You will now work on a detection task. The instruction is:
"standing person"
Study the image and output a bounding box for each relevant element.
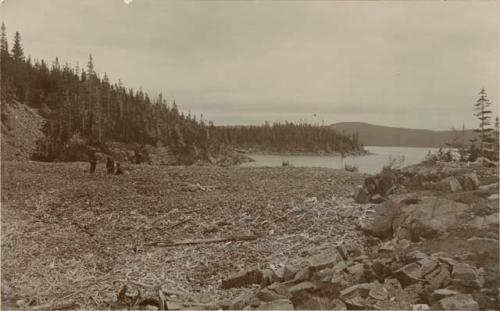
[89,150,97,173]
[106,156,115,174]
[115,162,123,175]
[134,150,143,164]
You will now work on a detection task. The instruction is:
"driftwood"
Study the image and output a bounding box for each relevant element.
[145,235,260,247]
[165,217,191,230]
[31,300,77,310]
[158,289,167,310]
[71,221,94,237]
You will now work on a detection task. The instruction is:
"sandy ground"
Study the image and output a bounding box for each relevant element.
[1,161,369,309]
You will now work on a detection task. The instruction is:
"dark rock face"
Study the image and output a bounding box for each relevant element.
[391,197,469,242]
[395,263,423,288]
[434,176,463,193]
[430,294,479,311]
[221,267,263,289]
[360,200,400,240]
[354,186,370,204]
[257,299,294,310]
[459,172,480,191]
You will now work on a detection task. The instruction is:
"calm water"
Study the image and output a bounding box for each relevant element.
[241,146,439,174]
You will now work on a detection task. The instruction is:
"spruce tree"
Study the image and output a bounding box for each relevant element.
[86,54,95,141]
[0,22,10,100]
[473,88,494,156]
[11,31,24,62]
[493,116,499,160]
[0,22,8,55]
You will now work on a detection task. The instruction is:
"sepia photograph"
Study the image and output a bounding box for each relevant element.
[0,0,499,310]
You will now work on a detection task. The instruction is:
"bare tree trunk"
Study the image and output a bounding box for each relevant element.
[96,86,102,143]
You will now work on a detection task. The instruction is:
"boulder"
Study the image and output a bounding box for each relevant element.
[451,263,484,288]
[283,264,300,281]
[292,296,334,310]
[332,261,348,274]
[368,282,389,301]
[423,265,451,293]
[256,288,287,302]
[257,299,294,310]
[383,278,403,297]
[393,197,469,242]
[330,272,348,289]
[470,213,499,230]
[472,157,497,167]
[360,200,400,239]
[336,244,348,261]
[478,182,499,192]
[429,289,460,305]
[371,259,391,280]
[267,282,294,298]
[435,176,462,193]
[370,194,386,204]
[412,304,430,311]
[308,251,340,272]
[340,284,362,299]
[430,294,479,311]
[331,299,348,310]
[346,263,365,283]
[231,290,256,309]
[316,267,334,282]
[460,172,479,191]
[488,193,499,200]
[293,266,312,283]
[343,296,366,310]
[354,186,370,204]
[466,237,499,260]
[451,263,477,281]
[274,266,285,281]
[221,267,263,289]
[339,284,369,309]
[394,263,422,288]
[288,281,317,297]
[418,258,440,277]
[260,269,277,287]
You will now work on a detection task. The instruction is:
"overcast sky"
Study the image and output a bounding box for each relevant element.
[1,0,498,130]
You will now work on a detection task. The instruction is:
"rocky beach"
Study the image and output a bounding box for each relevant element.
[1,157,498,310]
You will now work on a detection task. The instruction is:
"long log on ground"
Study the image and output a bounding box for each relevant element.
[165,217,191,230]
[145,235,260,247]
[31,300,77,310]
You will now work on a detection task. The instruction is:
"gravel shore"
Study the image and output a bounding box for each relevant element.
[1,161,367,309]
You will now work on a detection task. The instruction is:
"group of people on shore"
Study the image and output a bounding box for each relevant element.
[88,152,123,175]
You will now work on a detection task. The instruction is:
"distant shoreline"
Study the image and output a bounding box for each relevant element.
[244,149,372,157]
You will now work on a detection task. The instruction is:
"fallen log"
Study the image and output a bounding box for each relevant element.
[145,235,260,247]
[31,299,77,310]
[165,217,191,230]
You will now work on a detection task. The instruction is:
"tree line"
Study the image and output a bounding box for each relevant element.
[0,23,362,162]
[211,122,361,154]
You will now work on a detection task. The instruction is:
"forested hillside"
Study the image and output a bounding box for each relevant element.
[0,23,362,163]
[214,123,362,154]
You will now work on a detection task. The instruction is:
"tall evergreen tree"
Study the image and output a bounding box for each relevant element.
[473,88,494,156]
[86,54,95,141]
[493,116,499,160]
[0,21,10,100]
[0,22,8,54]
[11,31,24,62]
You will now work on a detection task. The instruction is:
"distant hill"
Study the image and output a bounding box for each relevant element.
[330,122,477,148]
